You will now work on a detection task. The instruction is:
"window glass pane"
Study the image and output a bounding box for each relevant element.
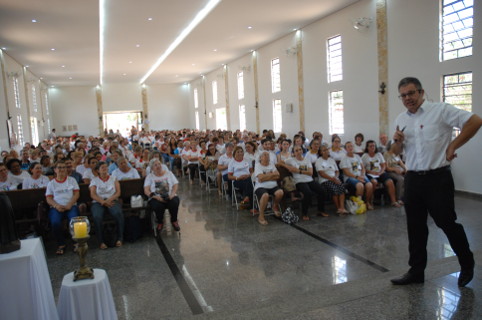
[239,105,246,131]
[237,72,244,100]
[194,88,199,109]
[212,81,218,105]
[441,0,473,61]
[327,35,343,83]
[271,58,281,93]
[272,99,282,132]
[329,91,344,135]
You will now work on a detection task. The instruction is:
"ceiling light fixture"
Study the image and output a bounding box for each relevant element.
[128,61,133,64]
[247,26,253,29]
[61,65,65,68]
[32,19,37,23]
[147,17,153,21]
[136,44,140,48]
[99,0,106,85]
[139,0,221,84]
[50,48,56,51]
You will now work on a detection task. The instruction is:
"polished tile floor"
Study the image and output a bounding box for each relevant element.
[45,179,482,320]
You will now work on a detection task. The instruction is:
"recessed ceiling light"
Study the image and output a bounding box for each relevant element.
[213,49,217,52]
[136,44,140,48]
[128,61,133,64]
[175,75,179,77]
[147,17,153,21]
[61,65,65,68]
[68,77,73,80]
[247,26,253,29]
[32,19,37,23]
[122,73,127,76]
[51,48,56,51]
[192,63,196,66]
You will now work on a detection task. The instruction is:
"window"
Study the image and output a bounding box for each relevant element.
[30,117,39,146]
[212,80,218,105]
[194,88,199,109]
[237,71,244,100]
[327,35,343,82]
[329,91,344,135]
[443,72,472,112]
[239,105,246,131]
[31,85,38,113]
[195,111,200,131]
[272,99,282,132]
[13,77,21,109]
[271,58,281,93]
[215,108,227,130]
[44,92,49,115]
[441,0,473,61]
[17,114,24,146]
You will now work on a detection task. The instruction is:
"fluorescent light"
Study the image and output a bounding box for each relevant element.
[139,0,221,84]
[99,0,106,85]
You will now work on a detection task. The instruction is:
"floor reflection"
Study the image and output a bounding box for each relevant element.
[436,286,474,320]
[332,255,348,284]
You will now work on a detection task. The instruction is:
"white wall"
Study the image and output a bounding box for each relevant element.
[387,0,482,194]
[49,86,99,136]
[146,83,190,130]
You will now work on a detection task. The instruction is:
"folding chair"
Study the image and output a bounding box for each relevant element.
[252,180,279,217]
[231,180,242,209]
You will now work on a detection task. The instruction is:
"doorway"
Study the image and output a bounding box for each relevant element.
[103,111,143,137]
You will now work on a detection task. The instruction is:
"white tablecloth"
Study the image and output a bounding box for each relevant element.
[0,238,59,320]
[57,268,118,320]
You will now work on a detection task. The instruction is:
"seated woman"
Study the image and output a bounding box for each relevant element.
[329,134,346,165]
[340,141,374,210]
[228,146,254,210]
[182,140,201,184]
[217,142,234,196]
[243,141,258,167]
[23,163,50,189]
[383,140,406,205]
[316,145,348,215]
[199,143,219,183]
[276,139,292,164]
[0,163,18,191]
[353,133,365,156]
[89,161,124,249]
[144,159,180,232]
[82,156,99,184]
[112,157,141,180]
[254,151,284,225]
[6,158,31,187]
[305,139,321,178]
[45,160,80,255]
[285,145,327,220]
[361,140,401,207]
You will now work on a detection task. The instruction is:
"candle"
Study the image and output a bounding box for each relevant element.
[73,222,88,238]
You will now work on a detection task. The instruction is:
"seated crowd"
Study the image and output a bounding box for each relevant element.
[0,126,405,252]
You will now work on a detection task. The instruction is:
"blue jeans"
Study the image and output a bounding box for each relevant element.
[91,201,124,244]
[49,205,79,246]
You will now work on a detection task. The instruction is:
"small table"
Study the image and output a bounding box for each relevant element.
[0,238,59,320]
[57,268,118,320]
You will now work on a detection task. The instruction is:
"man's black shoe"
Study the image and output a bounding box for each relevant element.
[458,269,474,287]
[391,273,424,285]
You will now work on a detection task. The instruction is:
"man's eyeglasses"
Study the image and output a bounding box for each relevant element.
[398,90,421,100]
[56,166,67,169]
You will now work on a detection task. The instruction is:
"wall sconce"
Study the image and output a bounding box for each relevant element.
[6,72,19,79]
[285,46,298,56]
[379,82,386,95]
[353,17,372,31]
[240,65,251,72]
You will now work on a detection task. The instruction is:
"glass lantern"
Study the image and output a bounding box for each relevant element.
[69,216,91,239]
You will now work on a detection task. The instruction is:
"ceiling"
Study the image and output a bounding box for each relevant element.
[0,0,360,87]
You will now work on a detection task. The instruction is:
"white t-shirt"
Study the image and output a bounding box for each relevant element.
[304,151,319,166]
[254,163,278,191]
[22,175,50,189]
[0,177,18,191]
[227,159,252,178]
[361,153,385,176]
[353,143,364,154]
[82,168,95,181]
[340,154,363,182]
[112,167,140,180]
[8,171,31,186]
[89,175,117,202]
[76,164,87,176]
[255,151,277,166]
[218,154,233,175]
[144,171,178,195]
[285,157,313,184]
[45,176,79,206]
[186,149,201,164]
[329,148,346,162]
[315,157,338,184]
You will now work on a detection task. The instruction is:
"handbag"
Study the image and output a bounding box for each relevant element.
[281,206,299,225]
[130,195,143,208]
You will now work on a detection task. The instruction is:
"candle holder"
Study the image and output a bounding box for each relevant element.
[69,216,94,281]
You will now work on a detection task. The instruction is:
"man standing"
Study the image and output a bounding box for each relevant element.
[391,77,482,287]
